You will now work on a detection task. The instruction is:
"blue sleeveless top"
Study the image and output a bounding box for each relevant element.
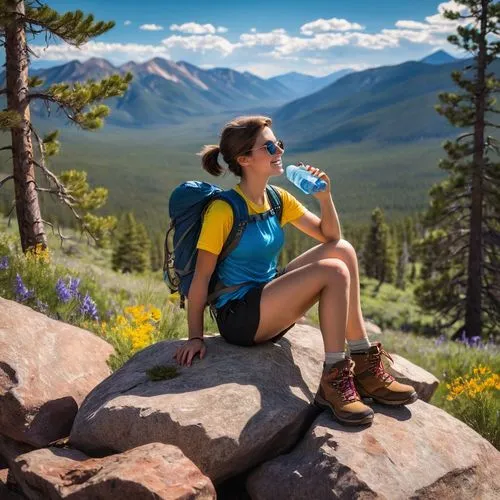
[214,207,284,309]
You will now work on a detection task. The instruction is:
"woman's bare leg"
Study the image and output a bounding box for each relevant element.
[284,239,367,341]
[254,258,350,352]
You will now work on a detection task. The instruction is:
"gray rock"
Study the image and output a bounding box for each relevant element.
[70,324,323,483]
[247,400,500,499]
[386,353,439,402]
[11,443,215,499]
[0,297,114,447]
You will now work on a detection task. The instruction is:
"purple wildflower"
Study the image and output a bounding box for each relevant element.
[0,256,8,270]
[14,274,34,302]
[80,292,99,321]
[68,277,81,298]
[434,334,447,347]
[55,278,72,303]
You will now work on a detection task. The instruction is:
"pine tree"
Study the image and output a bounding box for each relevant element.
[363,208,393,287]
[414,0,499,339]
[112,213,149,274]
[150,231,164,272]
[0,1,132,252]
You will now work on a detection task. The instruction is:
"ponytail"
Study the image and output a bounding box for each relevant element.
[198,145,225,176]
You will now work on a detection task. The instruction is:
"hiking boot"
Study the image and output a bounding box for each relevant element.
[314,358,374,426]
[351,342,418,406]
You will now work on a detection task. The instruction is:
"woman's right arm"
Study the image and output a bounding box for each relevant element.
[174,249,218,367]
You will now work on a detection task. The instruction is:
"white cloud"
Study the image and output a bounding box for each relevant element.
[250,27,257,33]
[392,1,471,44]
[161,34,237,56]
[124,20,131,26]
[241,29,394,57]
[300,17,365,36]
[31,41,170,63]
[169,22,227,35]
[140,24,164,31]
[303,57,327,65]
[239,29,289,48]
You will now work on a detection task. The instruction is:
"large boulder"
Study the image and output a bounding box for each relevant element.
[386,353,439,402]
[0,297,114,447]
[246,400,500,499]
[10,443,215,499]
[70,324,324,484]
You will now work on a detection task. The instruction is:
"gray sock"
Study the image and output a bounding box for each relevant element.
[347,337,372,354]
[324,351,346,371]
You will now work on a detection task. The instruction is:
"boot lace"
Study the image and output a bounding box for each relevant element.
[330,365,359,402]
[369,346,395,383]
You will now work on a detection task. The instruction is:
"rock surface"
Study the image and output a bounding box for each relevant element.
[70,324,324,483]
[386,353,439,402]
[0,297,114,447]
[246,399,500,499]
[11,443,215,499]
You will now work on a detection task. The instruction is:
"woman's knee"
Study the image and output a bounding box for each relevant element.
[315,258,350,284]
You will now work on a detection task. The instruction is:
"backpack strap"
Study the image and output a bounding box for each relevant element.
[267,184,283,224]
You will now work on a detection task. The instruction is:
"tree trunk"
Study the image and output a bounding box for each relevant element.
[5,0,46,252]
[464,0,488,338]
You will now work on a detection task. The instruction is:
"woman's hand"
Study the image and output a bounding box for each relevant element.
[299,162,331,201]
[173,338,207,367]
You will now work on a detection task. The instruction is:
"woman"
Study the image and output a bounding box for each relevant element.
[174,115,417,426]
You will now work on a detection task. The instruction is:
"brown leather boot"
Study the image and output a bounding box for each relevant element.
[351,342,418,405]
[314,358,374,425]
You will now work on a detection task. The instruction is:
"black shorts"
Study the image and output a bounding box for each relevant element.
[214,277,295,347]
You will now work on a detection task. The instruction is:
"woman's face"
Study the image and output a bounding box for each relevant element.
[239,126,284,178]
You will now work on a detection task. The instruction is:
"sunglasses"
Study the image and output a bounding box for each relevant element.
[247,139,285,156]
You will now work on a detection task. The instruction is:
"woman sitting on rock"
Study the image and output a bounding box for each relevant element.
[174,115,417,426]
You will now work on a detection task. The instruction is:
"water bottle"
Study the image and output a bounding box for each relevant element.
[285,164,327,194]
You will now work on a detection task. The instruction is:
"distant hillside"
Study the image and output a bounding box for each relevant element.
[273,57,500,151]
[269,69,354,98]
[1,57,295,127]
[420,50,458,65]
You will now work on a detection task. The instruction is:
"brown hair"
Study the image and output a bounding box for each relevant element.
[198,115,272,177]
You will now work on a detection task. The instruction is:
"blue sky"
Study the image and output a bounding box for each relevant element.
[28,0,473,77]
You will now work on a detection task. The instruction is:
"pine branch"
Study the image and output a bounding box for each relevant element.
[439,308,463,330]
[30,126,97,243]
[28,73,132,130]
[0,174,13,188]
[22,6,114,47]
[40,218,72,246]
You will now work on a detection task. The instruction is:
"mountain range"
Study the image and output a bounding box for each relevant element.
[2,49,490,150]
[273,53,499,149]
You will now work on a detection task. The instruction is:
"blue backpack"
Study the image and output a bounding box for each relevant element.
[164,181,283,309]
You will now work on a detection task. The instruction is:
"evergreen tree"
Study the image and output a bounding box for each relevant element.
[150,231,164,272]
[0,1,132,252]
[363,208,393,286]
[396,239,410,290]
[135,221,151,272]
[112,213,149,274]
[414,0,499,339]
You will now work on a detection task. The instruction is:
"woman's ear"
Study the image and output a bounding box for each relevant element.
[236,154,250,168]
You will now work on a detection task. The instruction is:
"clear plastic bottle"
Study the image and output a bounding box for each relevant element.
[285,164,327,194]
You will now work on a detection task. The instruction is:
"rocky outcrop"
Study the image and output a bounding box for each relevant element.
[70,324,323,484]
[10,443,215,499]
[386,353,439,402]
[0,298,114,447]
[246,400,500,499]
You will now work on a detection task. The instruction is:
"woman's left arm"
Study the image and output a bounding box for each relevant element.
[290,165,341,243]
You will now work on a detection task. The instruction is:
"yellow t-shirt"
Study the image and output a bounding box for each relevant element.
[197,184,306,256]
